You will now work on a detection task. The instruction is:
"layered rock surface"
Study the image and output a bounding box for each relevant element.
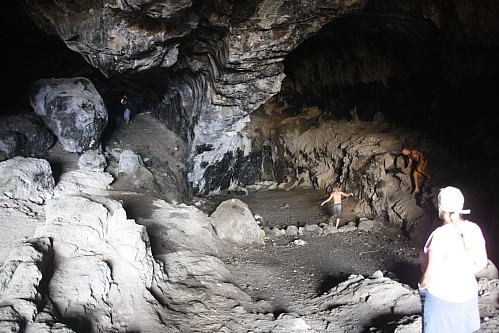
[17,0,367,194]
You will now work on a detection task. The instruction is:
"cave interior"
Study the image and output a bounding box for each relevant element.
[1,0,499,264]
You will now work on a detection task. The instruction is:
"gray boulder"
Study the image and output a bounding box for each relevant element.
[0,238,52,317]
[0,157,55,204]
[0,237,75,332]
[478,278,499,318]
[34,176,170,332]
[210,198,265,245]
[29,77,108,153]
[118,149,156,188]
[78,149,107,172]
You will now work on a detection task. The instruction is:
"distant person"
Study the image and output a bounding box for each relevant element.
[320,187,354,228]
[121,94,131,125]
[402,147,431,194]
[419,186,487,333]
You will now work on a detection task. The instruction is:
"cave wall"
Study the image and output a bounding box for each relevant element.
[13,0,499,194]
[10,0,499,251]
[17,0,368,195]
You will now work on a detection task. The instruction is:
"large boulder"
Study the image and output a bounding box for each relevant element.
[29,77,108,153]
[0,157,55,204]
[34,170,169,332]
[118,149,158,189]
[28,168,262,332]
[0,115,55,160]
[210,198,265,245]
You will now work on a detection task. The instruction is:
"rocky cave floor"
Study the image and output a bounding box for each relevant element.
[195,188,422,310]
[106,113,424,331]
[3,112,497,332]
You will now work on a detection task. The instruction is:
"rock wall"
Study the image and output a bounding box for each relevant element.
[16,1,499,243]
[206,105,435,243]
[18,0,368,194]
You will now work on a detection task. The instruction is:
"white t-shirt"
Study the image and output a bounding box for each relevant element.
[420,221,485,302]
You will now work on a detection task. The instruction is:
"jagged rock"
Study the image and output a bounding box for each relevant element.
[18,0,367,196]
[210,198,265,246]
[78,150,107,172]
[272,227,285,236]
[358,218,375,231]
[244,112,434,244]
[0,198,46,265]
[303,224,323,236]
[323,224,340,235]
[314,274,421,332]
[50,170,114,202]
[0,237,53,326]
[0,157,55,204]
[0,115,55,160]
[29,77,108,153]
[34,180,170,332]
[478,278,499,318]
[338,224,358,232]
[388,315,422,333]
[272,314,311,332]
[118,149,148,176]
[22,168,267,331]
[117,149,170,196]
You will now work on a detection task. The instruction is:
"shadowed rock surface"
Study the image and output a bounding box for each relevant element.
[1,115,498,332]
[1,0,499,331]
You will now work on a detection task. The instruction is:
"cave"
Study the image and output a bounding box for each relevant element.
[1,0,499,332]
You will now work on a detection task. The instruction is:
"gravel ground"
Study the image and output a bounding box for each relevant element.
[194,188,422,318]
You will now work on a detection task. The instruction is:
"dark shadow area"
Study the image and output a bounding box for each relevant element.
[47,161,64,185]
[362,313,417,333]
[107,192,158,221]
[317,273,351,296]
[138,222,177,257]
[273,306,289,319]
[391,262,421,289]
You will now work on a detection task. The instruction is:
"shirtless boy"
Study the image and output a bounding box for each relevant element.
[401,148,431,194]
[320,187,354,228]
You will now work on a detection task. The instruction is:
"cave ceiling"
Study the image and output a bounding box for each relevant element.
[9,0,498,120]
[3,0,499,192]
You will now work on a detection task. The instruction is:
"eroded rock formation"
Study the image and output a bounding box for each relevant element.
[29,77,108,153]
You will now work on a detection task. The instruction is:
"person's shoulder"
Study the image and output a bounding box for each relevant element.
[463,220,483,232]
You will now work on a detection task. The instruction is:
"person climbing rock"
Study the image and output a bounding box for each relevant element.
[402,147,431,194]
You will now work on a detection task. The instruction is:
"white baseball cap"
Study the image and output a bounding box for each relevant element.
[438,186,471,214]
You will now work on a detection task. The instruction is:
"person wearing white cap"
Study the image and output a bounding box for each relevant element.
[418,186,488,332]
